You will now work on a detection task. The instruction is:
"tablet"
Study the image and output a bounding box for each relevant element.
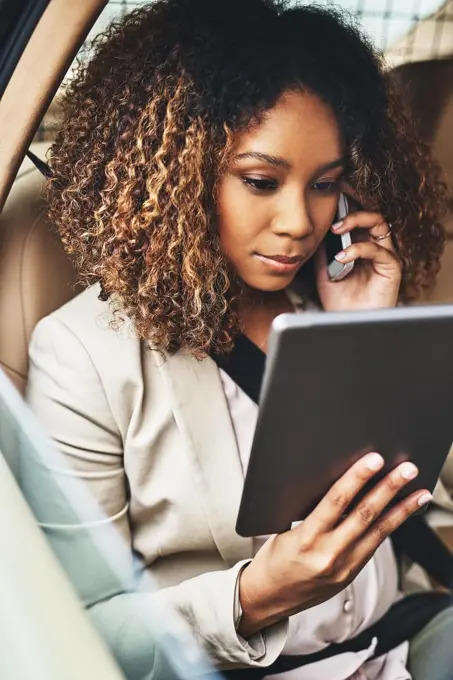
[236,305,453,538]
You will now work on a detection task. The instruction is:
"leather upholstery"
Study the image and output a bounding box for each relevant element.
[393,58,453,193]
[0,149,78,393]
[392,59,453,304]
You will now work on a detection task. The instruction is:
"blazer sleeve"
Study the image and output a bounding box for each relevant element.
[25,315,288,679]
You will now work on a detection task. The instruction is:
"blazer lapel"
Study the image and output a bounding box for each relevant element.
[156,351,253,565]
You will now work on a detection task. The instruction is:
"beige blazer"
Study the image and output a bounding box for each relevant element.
[26,284,287,679]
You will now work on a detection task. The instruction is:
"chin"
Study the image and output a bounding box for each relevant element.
[243,273,297,293]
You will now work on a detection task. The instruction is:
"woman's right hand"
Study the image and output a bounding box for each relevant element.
[237,453,433,638]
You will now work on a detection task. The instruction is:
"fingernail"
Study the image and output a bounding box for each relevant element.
[399,463,418,480]
[332,220,344,231]
[418,492,433,507]
[335,250,346,261]
[364,453,384,471]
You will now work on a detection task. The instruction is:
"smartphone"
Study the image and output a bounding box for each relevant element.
[326,193,354,281]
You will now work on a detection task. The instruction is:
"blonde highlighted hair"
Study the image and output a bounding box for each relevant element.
[48,0,447,354]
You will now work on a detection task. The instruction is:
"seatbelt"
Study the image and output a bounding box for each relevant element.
[26,149,52,178]
[221,592,453,678]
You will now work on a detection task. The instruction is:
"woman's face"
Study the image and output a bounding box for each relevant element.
[217,90,345,292]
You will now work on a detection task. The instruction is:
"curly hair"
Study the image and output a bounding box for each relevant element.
[48,0,447,355]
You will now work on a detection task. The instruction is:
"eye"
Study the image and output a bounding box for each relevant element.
[242,177,278,192]
[311,179,340,192]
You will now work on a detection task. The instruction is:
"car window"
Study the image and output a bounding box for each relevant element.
[337,0,448,53]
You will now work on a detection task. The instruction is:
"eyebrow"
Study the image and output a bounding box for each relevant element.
[233,152,291,169]
[233,151,346,174]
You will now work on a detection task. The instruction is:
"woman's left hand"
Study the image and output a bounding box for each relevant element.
[315,210,402,311]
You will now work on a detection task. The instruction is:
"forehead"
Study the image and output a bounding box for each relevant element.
[233,90,343,166]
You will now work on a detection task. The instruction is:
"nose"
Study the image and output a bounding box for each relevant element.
[272,193,313,240]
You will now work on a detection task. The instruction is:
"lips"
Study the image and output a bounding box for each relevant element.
[262,254,304,264]
[255,253,305,274]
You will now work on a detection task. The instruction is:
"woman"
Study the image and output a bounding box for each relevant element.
[26,1,452,679]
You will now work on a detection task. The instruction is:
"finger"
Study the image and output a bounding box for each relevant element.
[335,241,401,277]
[334,461,419,545]
[351,489,433,565]
[301,452,385,536]
[332,212,395,253]
[332,211,385,233]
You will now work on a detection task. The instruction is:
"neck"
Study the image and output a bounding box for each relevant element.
[238,287,294,352]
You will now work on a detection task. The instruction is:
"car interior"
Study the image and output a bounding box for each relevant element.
[1,1,453,677]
